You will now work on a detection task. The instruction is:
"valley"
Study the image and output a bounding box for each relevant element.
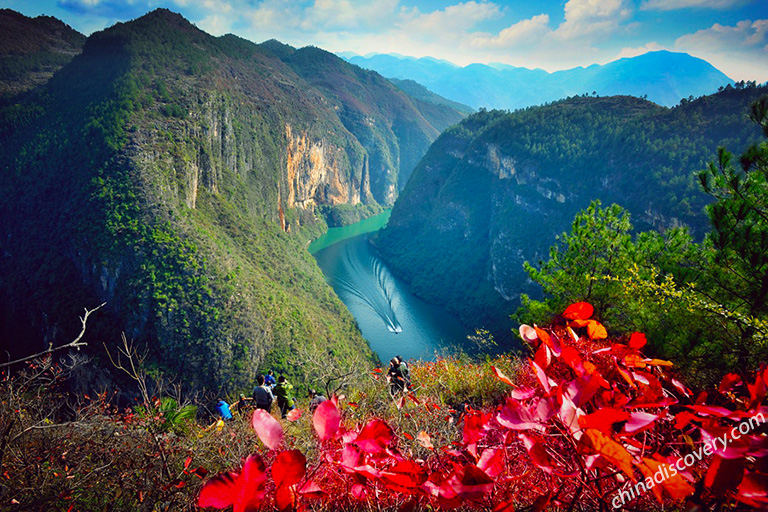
[310,211,474,362]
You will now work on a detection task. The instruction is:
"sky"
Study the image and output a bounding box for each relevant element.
[4,0,768,81]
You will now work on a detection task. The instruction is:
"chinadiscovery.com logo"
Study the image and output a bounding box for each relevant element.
[612,413,766,508]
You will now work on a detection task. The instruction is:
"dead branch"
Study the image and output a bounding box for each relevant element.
[0,303,105,369]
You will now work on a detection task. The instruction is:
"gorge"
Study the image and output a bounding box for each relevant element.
[310,212,474,363]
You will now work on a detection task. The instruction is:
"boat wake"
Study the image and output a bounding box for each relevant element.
[329,241,403,334]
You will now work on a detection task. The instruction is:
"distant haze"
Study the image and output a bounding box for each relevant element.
[346,50,734,110]
[7,0,768,82]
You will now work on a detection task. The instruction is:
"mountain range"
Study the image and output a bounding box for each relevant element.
[0,9,465,389]
[345,51,735,110]
[376,85,768,339]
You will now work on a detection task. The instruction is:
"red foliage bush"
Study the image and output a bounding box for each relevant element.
[199,303,768,511]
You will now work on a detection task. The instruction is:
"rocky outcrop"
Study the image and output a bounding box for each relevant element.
[284,123,368,208]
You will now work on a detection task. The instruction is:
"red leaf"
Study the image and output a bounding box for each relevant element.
[417,431,434,450]
[670,377,692,398]
[738,471,768,500]
[579,429,634,479]
[272,450,306,488]
[491,366,515,387]
[587,320,608,340]
[463,411,489,445]
[623,411,661,434]
[642,457,695,501]
[286,409,302,422]
[497,398,543,431]
[312,399,340,441]
[566,371,609,407]
[749,370,766,408]
[251,409,283,450]
[674,411,696,430]
[493,499,516,512]
[520,433,554,474]
[340,444,364,469]
[519,324,538,343]
[705,455,745,496]
[510,386,536,400]
[534,344,551,370]
[298,480,326,499]
[353,418,394,453]
[628,332,647,349]
[531,360,551,393]
[719,373,742,394]
[447,465,494,500]
[535,327,561,356]
[561,345,585,376]
[184,456,192,470]
[477,448,504,478]
[192,467,209,479]
[198,454,267,512]
[558,394,583,436]
[274,484,297,512]
[380,460,428,493]
[688,404,733,417]
[562,302,594,320]
[531,491,552,512]
[578,408,629,435]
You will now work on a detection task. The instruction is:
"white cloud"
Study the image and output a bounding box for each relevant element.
[674,19,768,81]
[555,0,633,40]
[640,0,749,11]
[197,13,234,35]
[615,41,667,59]
[303,0,399,31]
[399,1,502,37]
[470,14,550,49]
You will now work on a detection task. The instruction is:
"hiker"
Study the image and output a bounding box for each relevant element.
[274,375,295,418]
[387,357,405,396]
[396,355,412,391]
[252,375,274,411]
[236,393,251,414]
[308,388,327,413]
[264,370,277,388]
[216,398,233,420]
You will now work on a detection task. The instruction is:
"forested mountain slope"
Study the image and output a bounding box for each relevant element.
[0,9,464,389]
[0,9,85,99]
[377,86,768,339]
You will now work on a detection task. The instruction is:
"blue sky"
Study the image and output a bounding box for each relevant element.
[5,0,768,81]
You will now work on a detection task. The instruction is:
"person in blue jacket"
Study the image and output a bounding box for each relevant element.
[264,370,277,388]
[216,398,233,420]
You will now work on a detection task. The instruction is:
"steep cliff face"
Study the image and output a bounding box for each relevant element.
[378,89,768,340]
[278,46,445,205]
[0,9,467,389]
[284,123,369,208]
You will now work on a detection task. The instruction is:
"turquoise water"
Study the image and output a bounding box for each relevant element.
[311,212,473,362]
[308,210,392,254]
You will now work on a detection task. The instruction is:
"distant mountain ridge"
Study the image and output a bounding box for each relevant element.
[345,51,734,110]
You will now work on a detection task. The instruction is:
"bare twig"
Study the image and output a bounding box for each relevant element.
[0,303,105,369]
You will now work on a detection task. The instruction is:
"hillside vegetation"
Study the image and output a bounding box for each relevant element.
[0,9,465,390]
[0,9,85,99]
[377,85,768,341]
[4,302,767,511]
